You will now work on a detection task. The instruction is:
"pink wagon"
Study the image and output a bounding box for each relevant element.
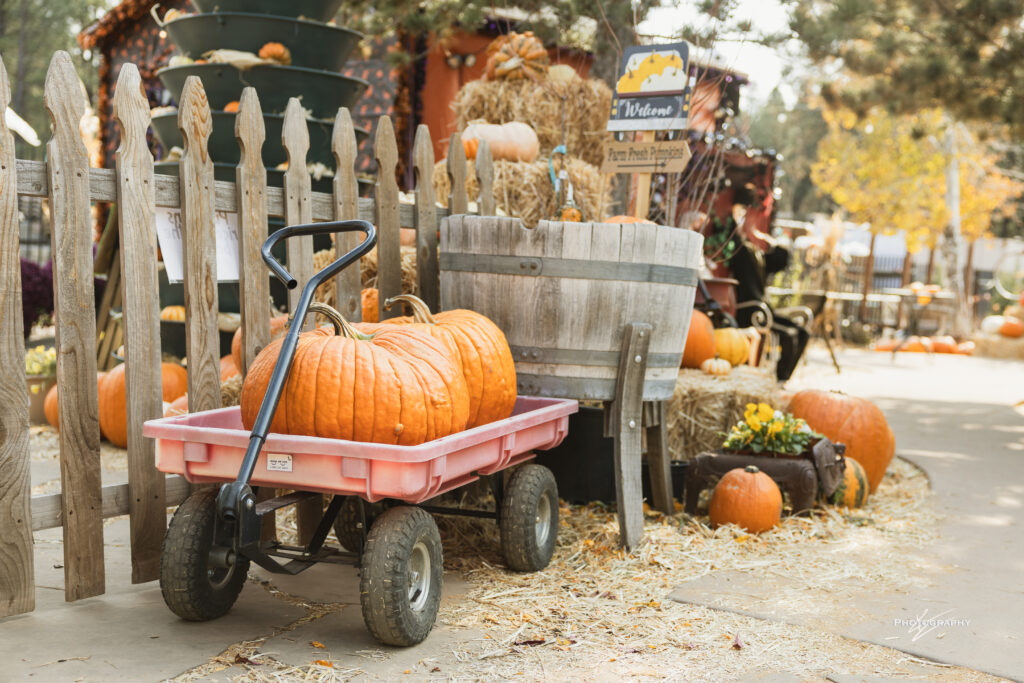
[144,220,577,647]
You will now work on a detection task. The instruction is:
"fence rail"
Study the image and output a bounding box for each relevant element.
[0,51,494,617]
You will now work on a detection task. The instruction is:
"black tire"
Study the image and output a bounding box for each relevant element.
[359,506,443,646]
[500,464,559,572]
[160,487,250,621]
[332,497,385,552]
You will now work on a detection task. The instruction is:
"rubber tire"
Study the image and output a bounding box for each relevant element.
[332,497,385,552]
[359,506,443,646]
[500,464,559,572]
[160,487,250,621]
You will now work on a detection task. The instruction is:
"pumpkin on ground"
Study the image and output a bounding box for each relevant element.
[99,363,188,447]
[713,327,750,366]
[485,31,549,81]
[461,121,539,162]
[231,313,289,374]
[44,371,106,431]
[829,458,869,508]
[787,389,894,493]
[900,336,933,353]
[708,465,782,533]
[370,295,517,428]
[165,394,188,417]
[999,316,1024,338]
[700,356,731,376]
[681,310,715,369]
[241,305,470,444]
[930,335,957,354]
[362,287,379,323]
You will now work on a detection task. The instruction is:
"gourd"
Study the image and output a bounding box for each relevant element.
[99,363,188,447]
[713,327,750,366]
[461,121,539,162]
[681,310,715,369]
[787,389,894,493]
[829,458,869,508]
[700,356,731,376]
[160,305,186,321]
[231,313,290,375]
[708,465,782,533]
[485,31,549,81]
[240,304,470,444]
[999,316,1024,338]
[374,295,517,428]
[258,42,292,66]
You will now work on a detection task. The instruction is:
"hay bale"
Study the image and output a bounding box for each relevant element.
[453,78,612,168]
[432,157,612,228]
[972,333,1024,359]
[666,367,783,462]
[311,246,418,309]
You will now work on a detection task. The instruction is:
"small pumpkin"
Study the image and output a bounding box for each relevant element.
[43,371,106,431]
[900,336,932,353]
[547,63,578,85]
[713,327,751,366]
[999,315,1024,338]
[99,363,188,447]
[681,310,715,369]
[956,340,975,355]
[788,390,894,493]
[485,31,549,81]
[160,305,186,321]
[165,394,188,417]
[223,100,240,113]
[258,42,292,65]
[980,315,1005,335]
[240,304,470,444]
[829,458,869,508]
[461,121,539,162]
[700,356,731,376]
[220,354,239,382]
[930,335,957,354]
[370,295,517,428]
[231,313,290,375]
[362,287,379,323]
[708,465,782,533]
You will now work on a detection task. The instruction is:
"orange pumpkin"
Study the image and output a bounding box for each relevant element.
[681,310,716,369]
[258,42,291,65]
[223,100,240,113]
[708,465,782,533]
[787,390,894,493]
[930,335,957,354]
[462,136,479,160]
[900,336,933,353]
[602,215,656,224]
[713,327,750,366]
[999,316,1024,338]
[160,305,186,321]
[368,295,517,428]
[485,31,549,81]
[362,287,379,323]
[99,363,187,447]
[220,355,239,382]
[165,394,188,417]
[240,304,469,444]
[44,371,106,431]
[231,313,290,375]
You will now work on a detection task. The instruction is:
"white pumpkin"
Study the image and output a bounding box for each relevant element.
[980,315,1005,335]
[462,121,539,162]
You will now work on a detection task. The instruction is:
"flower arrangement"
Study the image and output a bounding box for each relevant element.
[722,402,822,455]
[25,344,57,378]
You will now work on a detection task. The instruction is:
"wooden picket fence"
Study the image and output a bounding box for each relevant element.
[0,51,495,617]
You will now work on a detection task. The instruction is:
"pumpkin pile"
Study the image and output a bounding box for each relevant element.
[680,312,758,375]
[874,335,974,354]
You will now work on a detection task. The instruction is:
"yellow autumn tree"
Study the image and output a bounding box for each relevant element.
[956,140,1021,243]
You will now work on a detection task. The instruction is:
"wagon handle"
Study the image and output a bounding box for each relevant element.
[260,219,376,290]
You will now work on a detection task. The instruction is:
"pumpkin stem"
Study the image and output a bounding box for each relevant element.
[308,302,372,340]
[744,465,760,474]
[384,294,436,324]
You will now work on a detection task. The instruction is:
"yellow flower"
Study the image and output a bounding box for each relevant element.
[746,415,762,431]
[35,344,45,353]
[744,403,757,419]
[756,403,774,422]
[766,420,783,438]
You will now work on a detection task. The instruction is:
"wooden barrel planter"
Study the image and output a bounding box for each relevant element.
[440,215,704,401]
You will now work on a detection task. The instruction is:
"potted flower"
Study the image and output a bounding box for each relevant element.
[25,344,57,424]
[722,402,822,458]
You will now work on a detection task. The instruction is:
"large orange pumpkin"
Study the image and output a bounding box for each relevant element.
[999,316,1024,338]
[362,287,379,323]
[44,371,106,431]
[713,327,750,366]
[787,390,894,493]
[708,465,782,533]
[231,313,290,374]
[240,304,470,444]
[681,310,716,369]
[99,363,187,447]
[369,295,517,428]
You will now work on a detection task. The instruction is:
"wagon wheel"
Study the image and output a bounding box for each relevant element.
[160,487,250,621]
[359,506,442,646]
[500,464,559,572]
[332,496,387,552]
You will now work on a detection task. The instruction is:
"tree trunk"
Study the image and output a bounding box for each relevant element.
[925,244,936,283]
[964,239,975,326]
[859,232,876,323]
[943,124,970,337]
[897,249,913,328]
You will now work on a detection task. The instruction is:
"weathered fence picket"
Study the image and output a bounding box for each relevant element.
[0,49,495,616]
[283,97,314,331]
[447,130,469,215]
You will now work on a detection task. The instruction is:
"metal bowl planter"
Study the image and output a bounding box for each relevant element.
[189,0,344,22]
[157,63,368,119]
[150,111,367,168]
[164,13,361,72]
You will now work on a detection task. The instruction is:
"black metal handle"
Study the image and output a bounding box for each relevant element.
[218,219,376,523]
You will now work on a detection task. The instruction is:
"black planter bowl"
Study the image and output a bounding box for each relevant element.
[164,13,361,73]
[150,111,368,168]
[189,0,344,22]
[157,63,368,119]
[154,161,373,195]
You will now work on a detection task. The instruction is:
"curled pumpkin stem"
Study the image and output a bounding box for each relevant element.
[384,294,437,324]
[308,302,371,340]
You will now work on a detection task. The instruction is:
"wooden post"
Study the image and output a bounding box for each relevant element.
[282,98,313,330]
[475,140,495,216]
[332,107,361,321]
[447,131,468,216]
[44,51,105,601]
[859,231,876,323]
[235,87,270,376]
[413,124,439,311]
[374,116,400,320]
[0,54,34,617]
[644,401,673,515]
[113,63,166,583]
[632,131,655,219]
[609,322,651,549]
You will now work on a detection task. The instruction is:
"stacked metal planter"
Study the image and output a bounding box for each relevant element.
[153,0,369,191]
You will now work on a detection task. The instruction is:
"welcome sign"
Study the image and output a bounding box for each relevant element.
[607,42,692,132]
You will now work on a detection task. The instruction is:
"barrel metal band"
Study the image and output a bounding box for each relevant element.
[515,374,677,402]
[439,252,698,286]
[509,345,680,368]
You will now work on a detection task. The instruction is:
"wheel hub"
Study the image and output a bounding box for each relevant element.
[408,541,431,612]
[535,495,551,546]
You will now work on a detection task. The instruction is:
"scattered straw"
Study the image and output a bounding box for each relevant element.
[667,367,783,462]
[972,333,1024,359]
[311,246,418,309]
[452,78,612,168]
[221,374,243,407]
[432,157,612,227]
